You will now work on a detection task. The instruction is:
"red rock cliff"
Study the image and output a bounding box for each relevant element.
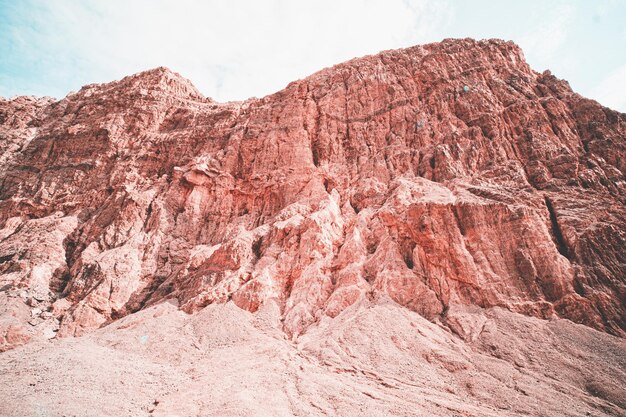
[1,38,625,350]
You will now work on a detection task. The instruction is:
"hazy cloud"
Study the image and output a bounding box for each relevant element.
[590,64,626,112]
[518,2,576,65]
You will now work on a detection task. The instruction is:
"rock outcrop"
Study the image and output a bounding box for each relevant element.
[0,39,625,353]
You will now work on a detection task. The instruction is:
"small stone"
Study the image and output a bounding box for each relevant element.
[32,294,47,302]
[42,327,58,340]
[1,325,31,351]
[51,298,72,319]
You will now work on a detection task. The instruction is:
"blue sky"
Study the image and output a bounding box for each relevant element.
[1,0,625,111]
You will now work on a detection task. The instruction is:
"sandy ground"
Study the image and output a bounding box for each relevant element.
[1,297,625,417]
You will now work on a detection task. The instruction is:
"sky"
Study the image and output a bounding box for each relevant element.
[1,0,625,112]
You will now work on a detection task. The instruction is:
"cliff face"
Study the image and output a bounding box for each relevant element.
[0,39,625,352]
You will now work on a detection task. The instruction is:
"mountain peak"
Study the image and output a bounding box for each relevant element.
[72,65,206,102]
[121,66,205,99]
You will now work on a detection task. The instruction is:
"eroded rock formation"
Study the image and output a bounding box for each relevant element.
[1,38,625,353]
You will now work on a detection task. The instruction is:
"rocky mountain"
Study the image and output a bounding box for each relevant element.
[0,38,625,416]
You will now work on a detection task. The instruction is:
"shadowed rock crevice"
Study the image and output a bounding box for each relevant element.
[544,196,571,260]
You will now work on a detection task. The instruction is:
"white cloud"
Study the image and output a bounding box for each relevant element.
[589,64,626,112]
[3,0,453,101]
[517,2,576,68]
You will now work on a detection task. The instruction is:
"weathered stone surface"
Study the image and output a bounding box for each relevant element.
[0,38,624,342]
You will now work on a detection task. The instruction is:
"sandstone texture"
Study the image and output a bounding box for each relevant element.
[0,38,625,416]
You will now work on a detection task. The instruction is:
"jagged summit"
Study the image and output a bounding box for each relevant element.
[302,37,530,81]
[119,66,204,97]
[73,65,207,102]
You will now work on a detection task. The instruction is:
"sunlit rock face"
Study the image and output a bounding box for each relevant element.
[0,38,625,353]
